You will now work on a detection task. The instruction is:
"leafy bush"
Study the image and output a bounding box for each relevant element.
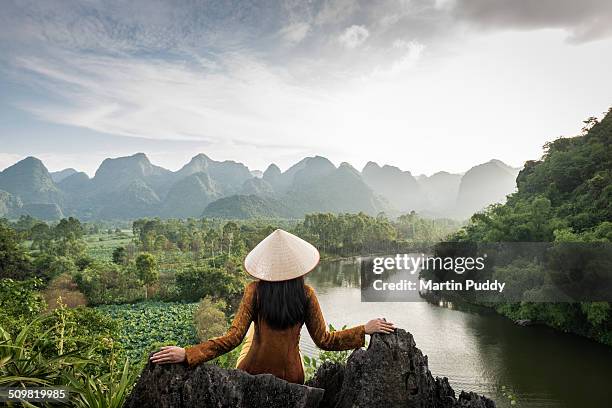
[194,297,227,342]
[33,254,78,283]
[0,314,136,408]
[75,261,143,305]
[64,358,138,408]
[303,324,353,380]
[0,278,46,336]
[0,317,91,389]
[0,222,33,279]
[49,302,123,375]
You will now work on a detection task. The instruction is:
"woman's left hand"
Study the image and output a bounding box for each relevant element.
[150,346,186,364]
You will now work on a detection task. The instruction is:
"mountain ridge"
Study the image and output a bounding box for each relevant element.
[0,153,520,220]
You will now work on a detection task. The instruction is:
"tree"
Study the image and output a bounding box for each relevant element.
[30,222,51,250]
[112,247,127,265]
[0,223,32,279]
[135,253,158,299]
[54,217,84,241]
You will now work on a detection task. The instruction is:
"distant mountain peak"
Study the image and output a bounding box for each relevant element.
[265,163,281,173]
[0,155,62,206]
[51,168,78,183]
[189,153,212,163]
[339,162,359,174]
[363,161,381,172]
[263,164,282,185]
[8,156,46,170]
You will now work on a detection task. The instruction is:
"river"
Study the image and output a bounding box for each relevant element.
[299,256,612,408]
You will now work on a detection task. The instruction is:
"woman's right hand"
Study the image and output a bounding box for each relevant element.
[364,318,395,335]
[150,346,186,364]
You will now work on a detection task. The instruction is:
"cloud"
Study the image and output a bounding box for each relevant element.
[9,49,343,151]
[279,22,311,45]
[374,40,425,76]
[338,25,370,49]
[453,0,612,42]
[1,0,612,177]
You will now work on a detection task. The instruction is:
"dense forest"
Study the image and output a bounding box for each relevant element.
[440,109,612,345]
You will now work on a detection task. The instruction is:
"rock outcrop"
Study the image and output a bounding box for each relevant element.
[307,329,495,408]
[125,329,495,408]
[124,361,324,408]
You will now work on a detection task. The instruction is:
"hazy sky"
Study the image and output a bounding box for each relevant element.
[1,0,611,176]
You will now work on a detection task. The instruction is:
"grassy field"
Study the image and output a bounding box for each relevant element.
[85,230,134,261]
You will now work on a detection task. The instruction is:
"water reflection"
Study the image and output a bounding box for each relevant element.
[301,257,612,408]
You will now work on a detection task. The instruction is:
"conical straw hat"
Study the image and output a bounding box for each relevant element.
[244,229,320,281]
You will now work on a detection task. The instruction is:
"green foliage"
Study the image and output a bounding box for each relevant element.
[176,265,246,302]
[580,302,610,326]
[0,222,33,279]
[452,109,612,345]
[85,231,134,262]
[0,278,46,336]
[0,313,135,408]
[135,253,159,299]
[96,301,198,362]
[0,317,91,389]
[303,324,353,380]
[395,212,462,241]
[33,254,77,283]
[63,358,138,408]
[194,297,228,342]
[459,110,611,243]
[75,261,143,305]
[295,212,397,256]
[49,302,123,375]
[210,345,242,369]
[112,246,127,265]
[0,278,121,370]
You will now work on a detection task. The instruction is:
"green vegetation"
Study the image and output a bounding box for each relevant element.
[86,230,133,262]
[95,302,199,362]
[1,207,457,402]
[447,109,612,345]
[193,297,228,343]
[302,324,354,380]
[0,313,135,408]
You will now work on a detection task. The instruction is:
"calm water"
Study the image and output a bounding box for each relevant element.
[300,257,612,408]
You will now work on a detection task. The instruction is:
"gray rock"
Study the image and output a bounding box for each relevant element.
[307,329,495,408]
[124,359,324,408]
[125,329,495,408]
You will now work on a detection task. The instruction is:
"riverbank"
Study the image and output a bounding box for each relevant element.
[308,257,612,407]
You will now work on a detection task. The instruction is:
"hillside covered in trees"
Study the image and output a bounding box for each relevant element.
[451,109,612,344]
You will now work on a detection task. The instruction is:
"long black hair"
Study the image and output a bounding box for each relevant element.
[256,277,308,330]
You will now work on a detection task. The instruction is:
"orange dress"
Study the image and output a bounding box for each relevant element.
[184,281,365,384]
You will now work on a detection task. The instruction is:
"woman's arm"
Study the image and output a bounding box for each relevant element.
[305,286,394,351]
[150,282,256,366]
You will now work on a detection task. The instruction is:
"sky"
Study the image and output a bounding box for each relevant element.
[0,0,611,177]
